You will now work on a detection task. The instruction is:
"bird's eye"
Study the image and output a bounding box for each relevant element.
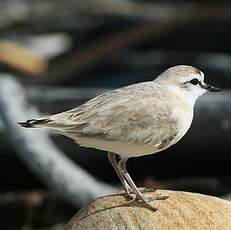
[190,78,199,85]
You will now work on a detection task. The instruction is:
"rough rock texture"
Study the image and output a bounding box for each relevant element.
[66,190,231,230]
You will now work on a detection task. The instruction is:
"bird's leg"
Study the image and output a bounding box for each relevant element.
[108,153,152,196]
[108,152,135,199]
[118,158,157,211]
[118,158,168,211]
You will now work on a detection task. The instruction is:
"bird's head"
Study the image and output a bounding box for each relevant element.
[155,65,221,104]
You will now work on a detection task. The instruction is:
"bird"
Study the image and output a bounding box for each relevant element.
[18,65,221,211]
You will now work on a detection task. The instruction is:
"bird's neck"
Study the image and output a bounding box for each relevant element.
[164,85,198,108]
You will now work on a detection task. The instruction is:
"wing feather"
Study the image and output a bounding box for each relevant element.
[49,82,182,147]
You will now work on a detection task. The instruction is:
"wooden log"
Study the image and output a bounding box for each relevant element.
[0,75,116,208]
[66,190,231,230]
[41,6,231,84]
[0,41,48,76]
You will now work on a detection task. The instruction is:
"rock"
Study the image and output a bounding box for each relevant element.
[66,190,231,230]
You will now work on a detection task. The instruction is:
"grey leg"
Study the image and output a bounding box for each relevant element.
[108,152,134,198]
[118,158,168,211]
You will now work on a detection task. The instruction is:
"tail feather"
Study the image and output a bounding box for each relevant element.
[18,118,50,128]
[18,114,81,130]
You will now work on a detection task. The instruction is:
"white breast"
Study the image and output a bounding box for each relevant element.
[171,105,194,146]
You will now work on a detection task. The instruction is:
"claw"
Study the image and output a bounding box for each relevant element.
[135,194,169,211]
[144,195,169,202]
[136,195,158,211]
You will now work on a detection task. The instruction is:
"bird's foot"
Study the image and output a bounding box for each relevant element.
[117,185,136,199]
[135,194,158,211]
[135,193,169,211]
[143,194,169,202]
[118,188,167,211]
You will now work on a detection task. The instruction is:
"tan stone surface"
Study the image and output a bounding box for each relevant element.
[66,190,231,230]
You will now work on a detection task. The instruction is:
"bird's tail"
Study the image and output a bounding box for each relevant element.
[18,115,84,140]
[18,118,51,128]
[18,115,78,131]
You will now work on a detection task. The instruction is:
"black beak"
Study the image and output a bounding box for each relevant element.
[199,82,221,92]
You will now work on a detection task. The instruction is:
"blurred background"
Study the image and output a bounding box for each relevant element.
[0,0,231,229]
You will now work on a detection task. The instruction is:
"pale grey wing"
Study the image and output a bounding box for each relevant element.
[61,97,179,148]
[48,82,151,126]
[46,82,180,148]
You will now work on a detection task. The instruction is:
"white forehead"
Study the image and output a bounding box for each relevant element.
[155,65,204,84]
